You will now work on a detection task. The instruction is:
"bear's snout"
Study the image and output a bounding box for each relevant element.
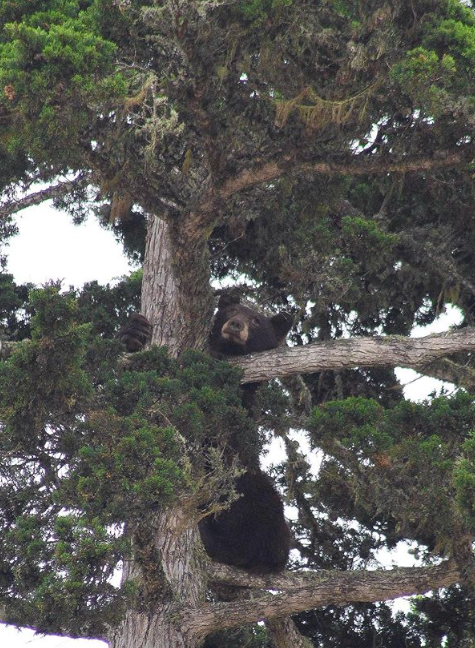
[221,317,249,344]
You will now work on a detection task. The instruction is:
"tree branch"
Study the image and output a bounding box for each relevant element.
[418,357,475,392]
[230,328,475,384]
[198,150,465,212]
[0,173,91,219]
[399,233,475,301]
[0,603,106,642]
[187,561,460,636]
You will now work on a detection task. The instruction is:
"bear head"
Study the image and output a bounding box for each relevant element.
[209,294,293,357]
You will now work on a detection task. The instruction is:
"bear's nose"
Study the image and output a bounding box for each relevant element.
[228,319,243,332]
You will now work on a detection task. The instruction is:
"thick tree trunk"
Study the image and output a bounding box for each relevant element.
[110,214,214,648]
[109,507,206,648]
[141,216,184,355]
[141,215,214,355]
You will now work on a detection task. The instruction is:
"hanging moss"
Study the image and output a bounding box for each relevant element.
[274,84,377,130]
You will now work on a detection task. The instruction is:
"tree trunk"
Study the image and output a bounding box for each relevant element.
[141,215,214,355]
[266,618,313,648]
[110,214,214,648]
[109,507,206,648]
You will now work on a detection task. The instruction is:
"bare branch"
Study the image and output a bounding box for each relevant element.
[0,173,92,220]
[230,328,475,384]
[188,561,459,635]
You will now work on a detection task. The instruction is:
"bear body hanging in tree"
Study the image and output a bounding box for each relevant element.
[119,293,293,573]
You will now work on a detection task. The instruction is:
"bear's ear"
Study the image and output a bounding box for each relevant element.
[218,292,241,309]
[270,312,293,341]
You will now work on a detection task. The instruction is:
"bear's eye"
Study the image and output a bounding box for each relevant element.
[228,307,237,316]
[252,317,260,326]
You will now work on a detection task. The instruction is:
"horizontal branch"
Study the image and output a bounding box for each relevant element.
[230,328,475,384]
[198,150,465,212]
[188,561,460,636]
[0,604,105,642]
[0,173,91,219]
[5,329,475,392]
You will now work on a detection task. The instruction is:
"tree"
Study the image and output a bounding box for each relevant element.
[4,0,475,646]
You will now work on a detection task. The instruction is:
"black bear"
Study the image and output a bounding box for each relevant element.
[118,294,293,573]
[201,293,293,572]
[118,313,153,352]
[209,293,293,358]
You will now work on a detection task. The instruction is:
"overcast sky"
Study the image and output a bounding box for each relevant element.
[0,203,463,647]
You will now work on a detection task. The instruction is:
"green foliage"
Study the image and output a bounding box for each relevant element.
[310,396,389,456]
[0,273,31,340]
[6,0,475,644]
[390,47,455,117]
[309,392,475,552]
[75,270,144,338]
[391,4,475,117]
[453,431,475,524]
[0,287,93,441]
[341,216,398,258]
[408,585,475,647]
[0,0,127,165]
[0,268,143,346]
[238,0,293,22]
[0,287,253,635]
[294,603,422,648]
[204,623,271,648]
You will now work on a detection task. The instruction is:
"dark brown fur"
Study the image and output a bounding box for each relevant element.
[199,294,293,573]
[118,295,293,572]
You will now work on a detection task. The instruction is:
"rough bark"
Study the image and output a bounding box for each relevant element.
[110,213,213,648]
[265,618,313,648]
[109,507,206,648]
[141,215,214,355]
[141,217,186,356]
[182,562,460,637]
[231,328,475,384]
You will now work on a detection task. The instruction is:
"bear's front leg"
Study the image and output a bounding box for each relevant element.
[117,313,152,352]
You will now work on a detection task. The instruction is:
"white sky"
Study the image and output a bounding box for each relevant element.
[6,205,131,287]
[0,203,464,646]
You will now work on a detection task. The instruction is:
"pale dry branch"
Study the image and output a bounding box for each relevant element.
[185,561,460,637]
[0,173,91,220]
[231,328,475,384]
